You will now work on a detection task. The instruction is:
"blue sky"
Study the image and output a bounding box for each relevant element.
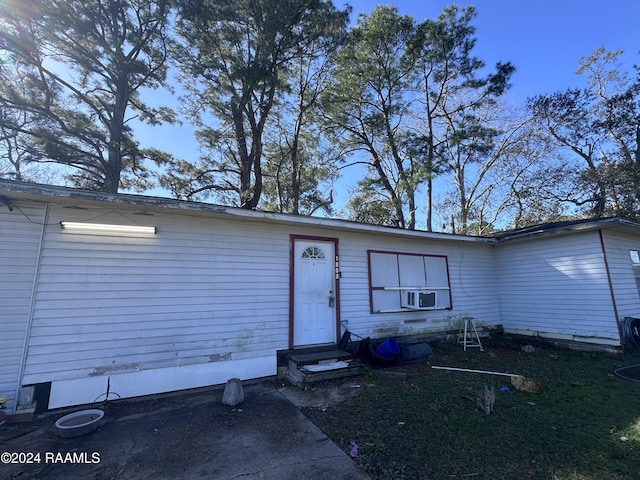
[344,0,640,101]
[137,1,640,216]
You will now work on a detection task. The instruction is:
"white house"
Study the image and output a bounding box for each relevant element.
[2,179,640,413]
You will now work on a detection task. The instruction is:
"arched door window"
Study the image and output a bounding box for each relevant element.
[301,246,325,259]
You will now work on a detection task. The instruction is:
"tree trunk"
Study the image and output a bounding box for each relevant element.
[251,144,262,209]
[369,148,406,228]
[457,167,468,234]
[104,74,128,193]
[290,104,303,215]
[231,102,254,208]
[425,176,433,232]
[407,194,416,230]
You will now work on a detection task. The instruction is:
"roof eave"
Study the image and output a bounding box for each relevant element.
[491,217,640,243]
[0,179,488,244]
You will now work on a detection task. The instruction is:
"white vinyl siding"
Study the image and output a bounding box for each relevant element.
[15,201,501,405]
[23,205,290,385]
[600,230,640,320]
[8,184,640,411]
[495,231,619,342]
[0,201,46,412]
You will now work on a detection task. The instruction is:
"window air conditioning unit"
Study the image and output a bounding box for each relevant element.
[402,290,437,309]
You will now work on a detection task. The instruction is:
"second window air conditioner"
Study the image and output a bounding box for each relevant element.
[401,290,437,309]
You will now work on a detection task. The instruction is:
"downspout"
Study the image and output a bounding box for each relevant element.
[598,229,623,346]
[288,236,295,349]
[13,202,49,413]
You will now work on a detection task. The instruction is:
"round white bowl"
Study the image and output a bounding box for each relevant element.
[54,409,104,438]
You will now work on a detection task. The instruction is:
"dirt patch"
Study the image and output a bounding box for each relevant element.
[277,377,368,408]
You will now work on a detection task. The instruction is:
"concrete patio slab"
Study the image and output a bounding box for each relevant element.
[0,382,370,480]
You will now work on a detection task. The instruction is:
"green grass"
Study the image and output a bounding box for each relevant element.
[303,337,640,480]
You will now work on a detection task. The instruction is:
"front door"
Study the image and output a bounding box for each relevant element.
[293,239,337,347]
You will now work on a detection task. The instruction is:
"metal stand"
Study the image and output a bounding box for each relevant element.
[457,316,483,351]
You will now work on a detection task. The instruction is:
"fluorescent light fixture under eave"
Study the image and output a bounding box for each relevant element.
[60,222,156,234]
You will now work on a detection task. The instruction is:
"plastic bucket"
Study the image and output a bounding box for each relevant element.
[376,338,400,358]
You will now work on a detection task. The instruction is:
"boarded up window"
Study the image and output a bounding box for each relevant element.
[368,250,452,313]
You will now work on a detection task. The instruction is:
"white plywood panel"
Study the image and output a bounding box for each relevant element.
[371,290,401,312]
[369,252,399,286]
[398,254,427,287]
[425,256,449,287]
[48,355,275,409]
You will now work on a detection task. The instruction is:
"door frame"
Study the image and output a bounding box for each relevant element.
[289,234,341,349]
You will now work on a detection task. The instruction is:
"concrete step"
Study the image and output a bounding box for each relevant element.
[285,347,363,388]
[288,360,364,387]
[288,349,353,367]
